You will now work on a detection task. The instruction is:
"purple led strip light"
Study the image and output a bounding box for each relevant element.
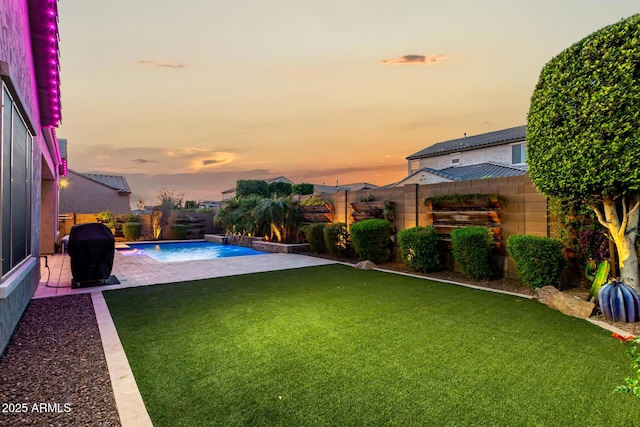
[28,0,62,129]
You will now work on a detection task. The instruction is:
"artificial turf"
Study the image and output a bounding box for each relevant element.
[103,264,640,426]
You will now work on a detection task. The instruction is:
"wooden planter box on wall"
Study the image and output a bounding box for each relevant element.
[425,195,503,250]
[349,201,395,223]
[300,204,334,223]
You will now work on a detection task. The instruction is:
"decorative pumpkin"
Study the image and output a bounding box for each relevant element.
[598,280,640,323]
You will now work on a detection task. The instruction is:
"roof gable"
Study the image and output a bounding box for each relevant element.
[72,170,131,193]
[407,125,526,160]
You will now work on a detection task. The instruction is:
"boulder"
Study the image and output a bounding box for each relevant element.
[534,286,595,319]
[354,260,377,270]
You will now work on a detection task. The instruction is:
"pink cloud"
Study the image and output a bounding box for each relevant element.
[137,59,186,69]
[381,54,447,65]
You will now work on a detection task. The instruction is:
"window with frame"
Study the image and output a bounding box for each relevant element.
[1,83,33,278]
[512,143,527,164]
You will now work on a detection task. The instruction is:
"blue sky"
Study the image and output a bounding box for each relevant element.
[56,0,639,204]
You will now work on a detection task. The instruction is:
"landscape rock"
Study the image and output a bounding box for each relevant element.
[534,286,595,319]
[354,260,377,270]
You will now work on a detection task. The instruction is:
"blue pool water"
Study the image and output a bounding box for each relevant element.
[120,241,267,263]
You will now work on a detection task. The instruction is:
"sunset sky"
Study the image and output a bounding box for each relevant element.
[56,0,639,206]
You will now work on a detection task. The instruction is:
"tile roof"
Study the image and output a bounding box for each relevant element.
[76,171,131,193]
[406,125,526,160]
[421,162,528,181]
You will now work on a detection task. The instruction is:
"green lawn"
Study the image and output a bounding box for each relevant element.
[104,264,640,426]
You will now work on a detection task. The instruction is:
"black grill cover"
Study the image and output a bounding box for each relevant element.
[68,223,115,285]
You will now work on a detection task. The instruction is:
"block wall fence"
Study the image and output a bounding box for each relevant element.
[320,173,548,279]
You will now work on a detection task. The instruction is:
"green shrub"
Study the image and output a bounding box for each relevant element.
[268,181,292,197]
[300,194,330,206]
[171,224,188,240]
[451,227,493,280]
[324,222,351,257]
[185,200,197,209]
[349,219,391,264]
[121,213,139,223]
[304,223,327,253]
[122,222,142,241]
[236,180,269,198]
[398,226,441,272]
[292,183,314,195]
[508,235,565,288]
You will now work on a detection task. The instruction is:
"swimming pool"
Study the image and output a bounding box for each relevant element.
[120,241,267,263]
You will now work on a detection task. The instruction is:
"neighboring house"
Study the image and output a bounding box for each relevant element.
[221,176,295,200]
[406,125,527,174]
[1,0,64,354]
[199,200,220,209]
[395,126,528,186]
[313,182,379,194]
[60,170,132,214]
[393,162,528,186]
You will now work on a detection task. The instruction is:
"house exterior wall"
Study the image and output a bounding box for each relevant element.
[0,0,62,355]
[60,171,131,215]
[413,144,514,173]
[397,170,453,186]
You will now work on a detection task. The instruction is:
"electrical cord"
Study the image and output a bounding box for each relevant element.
[41,255,70,288]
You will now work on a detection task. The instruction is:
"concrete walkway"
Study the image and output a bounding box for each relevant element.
[34,250,337,426]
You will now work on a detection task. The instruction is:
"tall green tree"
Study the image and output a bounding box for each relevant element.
[527,14,640,291]
[236,180,269,198]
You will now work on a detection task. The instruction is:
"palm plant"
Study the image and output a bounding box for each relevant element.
[253,196,301,242]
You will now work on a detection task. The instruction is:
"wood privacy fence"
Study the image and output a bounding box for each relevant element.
[320,173,548,279]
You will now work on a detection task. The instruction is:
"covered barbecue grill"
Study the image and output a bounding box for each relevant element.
[67,223,115,288]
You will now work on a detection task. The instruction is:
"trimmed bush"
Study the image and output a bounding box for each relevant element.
[236,180,269,198]
[292,183,314,195]
[451,227,493,280]
[171,224,188,240]
[508,235,564,288]
[349,219,391,264]
[304,223,327,253]
[122,222,142,241]
[398,226,441,272]
[324,222,351,258]
[121,213,139,223]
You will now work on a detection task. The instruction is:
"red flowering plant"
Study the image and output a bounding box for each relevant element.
[613,332,640,398]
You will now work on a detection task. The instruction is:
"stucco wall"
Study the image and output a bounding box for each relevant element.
[60,171,131,214]
[415,144,515,171]
[0,0,49,355]
[0,0,40,123]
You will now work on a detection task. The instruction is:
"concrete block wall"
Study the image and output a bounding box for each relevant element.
[322,174,548,279]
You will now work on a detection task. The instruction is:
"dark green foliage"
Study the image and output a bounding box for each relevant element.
[236,180,269,198]
[324,222,351,257]
[185,200,197,209]
[451,227,493,280]
[300,194,330,206]
[122,222,142,241]
[253,196,301,243]
[268,181,292,197]
[170,223,188,240]
[527,14,640,201]
[292,183,315,195]
[303,223,327,253]
[507,235,565,288]
[398,226,441,272]
[424,193,506,207]
[214,196,263,236]
[349,219,391,264]
[121,213,139,223]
